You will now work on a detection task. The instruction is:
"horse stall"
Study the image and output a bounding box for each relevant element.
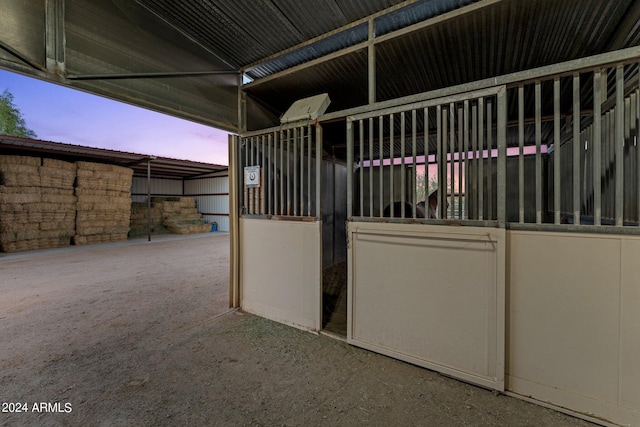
[231,47,640,426]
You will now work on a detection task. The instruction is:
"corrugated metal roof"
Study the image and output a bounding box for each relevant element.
[0,136,227,179]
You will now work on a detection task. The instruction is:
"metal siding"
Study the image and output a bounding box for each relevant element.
[183,176,229,195]
[131,176,183,196]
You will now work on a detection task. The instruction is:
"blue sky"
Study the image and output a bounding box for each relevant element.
[0,69,229,165]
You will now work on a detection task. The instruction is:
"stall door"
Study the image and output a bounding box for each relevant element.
[347,222,505,391]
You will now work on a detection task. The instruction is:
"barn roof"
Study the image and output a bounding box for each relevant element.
[0,135,227,179]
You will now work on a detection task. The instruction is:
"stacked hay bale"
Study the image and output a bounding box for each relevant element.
[39,158,77,248]
[74,161,133,245]
[128,201,165,237]
[153,196,211,234]
[0,156,76,252]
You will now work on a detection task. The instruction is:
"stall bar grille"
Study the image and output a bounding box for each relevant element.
[346,59,640,232]
[347,86,507,226]
[240,124,321,219]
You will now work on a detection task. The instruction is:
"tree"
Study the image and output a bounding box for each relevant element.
[0,89,37,138]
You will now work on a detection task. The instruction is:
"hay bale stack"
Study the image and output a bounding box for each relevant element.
[74,161,133,245]
[0,156,78,252]
[128,201,166,237]
[149,197,211,234]
[39,158,77,248]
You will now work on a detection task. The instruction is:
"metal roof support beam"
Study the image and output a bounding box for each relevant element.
[368,19,376,105]
[45,0,65,76]
[66,70,240,81]
[245,0,506,90]
[243,0,419,72]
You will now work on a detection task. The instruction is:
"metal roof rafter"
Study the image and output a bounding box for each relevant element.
[244,0,505,89]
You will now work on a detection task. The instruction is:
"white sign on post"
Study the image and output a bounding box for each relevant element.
[244,166,261,188]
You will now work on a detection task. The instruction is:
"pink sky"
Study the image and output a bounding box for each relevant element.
[0,70,229,165]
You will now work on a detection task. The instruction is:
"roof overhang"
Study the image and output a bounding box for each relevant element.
[0,135,227,179]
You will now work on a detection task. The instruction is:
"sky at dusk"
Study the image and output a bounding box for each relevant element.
[0,69,229,165]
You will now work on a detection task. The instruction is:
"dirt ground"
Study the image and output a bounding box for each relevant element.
[0,233,597,426]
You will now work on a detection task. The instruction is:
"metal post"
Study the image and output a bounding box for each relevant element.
[412,109,417,218]
[554,78,561,225]
[347,119,353,219]
[369,118,374,217]
[147,158,151,242]
[316,125,322,220]
[616,65,625,226]
[497,87,507,228]
[379,116,384,217]
[518,85,525,223]
[401,111,406,218]
[594,70,602,225]
[573,74,581,225]
[535,81,542,224]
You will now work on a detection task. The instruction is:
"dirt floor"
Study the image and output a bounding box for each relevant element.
[0,233,598,426]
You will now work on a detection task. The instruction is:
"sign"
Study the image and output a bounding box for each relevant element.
[244,166,261,188]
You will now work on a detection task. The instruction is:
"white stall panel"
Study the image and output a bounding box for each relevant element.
[240,218,321,331]
[508,230,640,426]
[348,222,505,391]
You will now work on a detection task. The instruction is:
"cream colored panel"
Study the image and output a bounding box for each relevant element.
[508,231,620,403]
[348,222,505,391]
[621,239,640,411]
[240,218,321,331]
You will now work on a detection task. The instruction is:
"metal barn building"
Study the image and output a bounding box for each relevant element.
[2,1,640,425]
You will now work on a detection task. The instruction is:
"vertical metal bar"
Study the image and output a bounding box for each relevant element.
[280,130,284,216]
[487,100,493,220]
[299,127,304,217]
[308,125,312,217]
[449,104,455,219]
[273,133,278,215]
[249,138,254,214]
[369,118,374,217]
[573,74,581,225]
[412,109,417,218]
[478,98,484,220]
[347,120,353,219]
[293,128,298,216]
[615,65,625,226]
[368,19,376,105]
[554,78,561,224]
[261,135,266,215]
[401,111,406,218]
[535,81,542,224]
[359,119,364,217]
[268,133,273,215]
[637,74,640,225]
[390,113,395,217]
[424,107,429,208]
[463,100,469,220]
[316,125,322,220]
[472,103,478,219]
[147,158,151,242]
[497,87,507,228]
[443,106,449,219]
[286,129,291,215]
[518,85,525,223]
[437,105,443,218]
[379,116,384,217]
[594,70,602,226]
[458,105,463,219]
